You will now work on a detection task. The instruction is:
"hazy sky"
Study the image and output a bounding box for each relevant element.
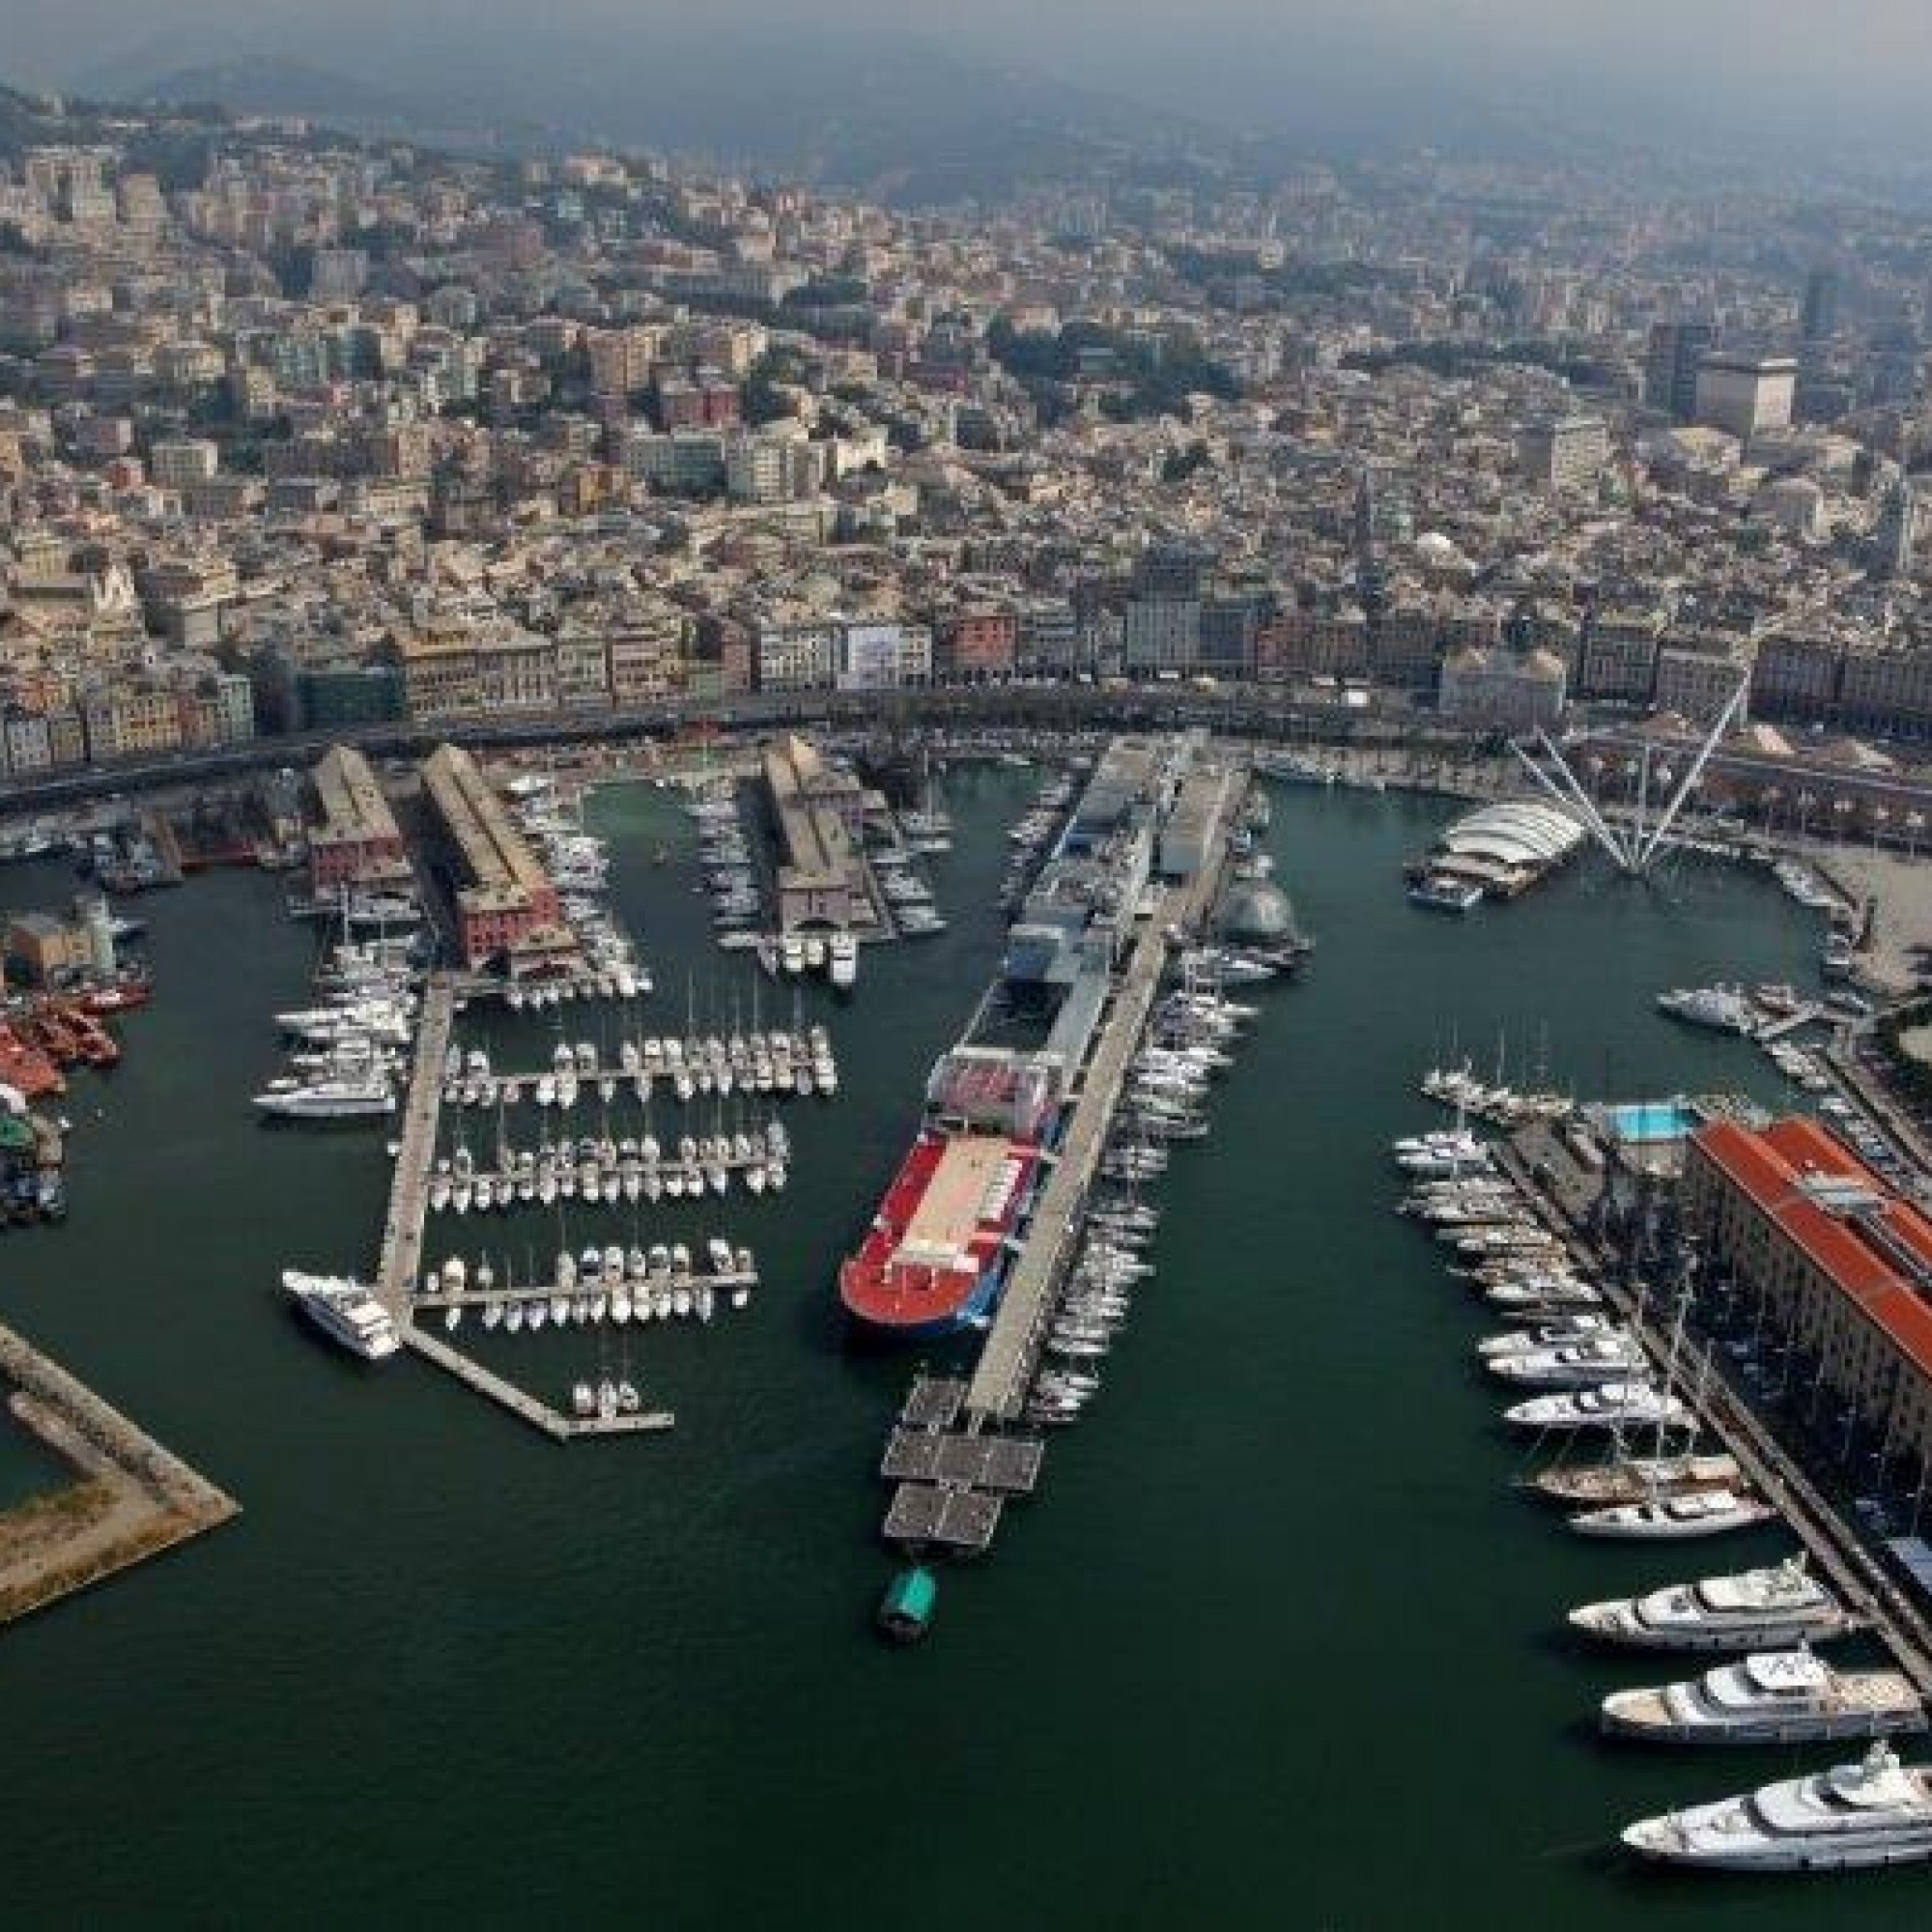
[6,0,1932,152]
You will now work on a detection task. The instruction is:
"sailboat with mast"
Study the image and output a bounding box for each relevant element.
[1571,1335,1774,1538]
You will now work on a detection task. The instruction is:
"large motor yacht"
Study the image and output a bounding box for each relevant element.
[281,1269,401,1360]
[1570,1556,1855,1652]
[1603,1649,1925,1747]
[1621,1741,1932,1870]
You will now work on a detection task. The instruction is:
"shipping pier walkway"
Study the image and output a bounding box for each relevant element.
[378,975,678,1439]
[884,753,1247,1553]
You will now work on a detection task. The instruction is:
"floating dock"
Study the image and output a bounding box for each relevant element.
[404,1327,672,1440]
[411,1267,757,1309]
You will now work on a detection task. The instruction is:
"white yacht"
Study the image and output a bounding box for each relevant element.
[1478,1317,1617,1356]
[1621,1741,1932,1870]
[1571,1488,1776,1541]
[1505,1380,1690,1432]
[1656,985,1755,1035]
[829,931,858,989]
[1571,1556,1855,1652]
[281,1269,401,1360]
[1487,1336,1649,1389]
[1604,1650,1925,1747]
[254,1077,395,1121]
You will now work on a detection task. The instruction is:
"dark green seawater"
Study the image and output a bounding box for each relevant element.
[0,768,1918,1927]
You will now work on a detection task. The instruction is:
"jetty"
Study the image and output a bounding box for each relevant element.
[375,973,690,1440]
[883,750,1247,1553]
[404,1327,672,1440]
[374,973,455,1319]
[964,757,1241,1428]
[0,1321,239,1626]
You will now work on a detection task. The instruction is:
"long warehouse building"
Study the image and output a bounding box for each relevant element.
[420,743,569,972]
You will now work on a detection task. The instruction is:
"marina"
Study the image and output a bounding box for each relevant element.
[6,765,1932,1921]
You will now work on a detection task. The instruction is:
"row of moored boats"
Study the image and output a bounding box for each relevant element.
[1396,1122,1932,1871]
[1031,970,1270,1426]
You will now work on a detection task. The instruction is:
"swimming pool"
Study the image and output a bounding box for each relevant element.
[1607,1100,1698,1144]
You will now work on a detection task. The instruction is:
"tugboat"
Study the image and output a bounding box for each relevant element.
[877,1565,937,1643]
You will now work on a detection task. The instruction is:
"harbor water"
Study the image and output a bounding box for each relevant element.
[0,768,1918,1926]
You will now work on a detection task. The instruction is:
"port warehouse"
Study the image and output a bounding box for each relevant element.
[1411,798,1591,898]
[306,744,411,892]
[418,743,572,972]
[842,733,1227,1345]
[758,733,875,935]
[1683,1116,1932,1476]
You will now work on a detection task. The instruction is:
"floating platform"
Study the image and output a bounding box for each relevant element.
[883,1482,1003,1553]
[899,1374,967,1430]
[879,1430,1043,1493]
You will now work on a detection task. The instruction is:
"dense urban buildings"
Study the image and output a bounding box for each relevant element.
[2,89,1932,828]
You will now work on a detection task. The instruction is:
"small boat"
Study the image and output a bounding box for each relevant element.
[877,1565,937,1642]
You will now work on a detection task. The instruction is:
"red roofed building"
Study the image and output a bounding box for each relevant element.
[1683,1116,1932,1463]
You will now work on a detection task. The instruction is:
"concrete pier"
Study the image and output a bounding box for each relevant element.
[883,750,1248,1553]
[375,973,455,1321]
[963,758,1242,1428]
